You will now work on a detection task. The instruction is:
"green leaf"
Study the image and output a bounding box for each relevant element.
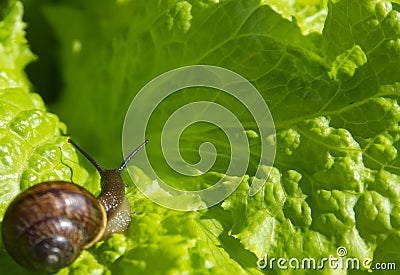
[328,45,367,80]
[0,0,35,91]
[0,1,90,273]
[41,0,400,272]
[0,0,88,219]
[1,0,399,274]
[263,0,328,34]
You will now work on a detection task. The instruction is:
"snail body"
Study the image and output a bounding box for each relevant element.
[1,139,147,273]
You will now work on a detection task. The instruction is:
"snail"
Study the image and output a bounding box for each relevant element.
[1,138,148,273]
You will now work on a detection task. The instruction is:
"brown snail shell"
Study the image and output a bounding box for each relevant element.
[1,139,148,273]
[2,181,107,273]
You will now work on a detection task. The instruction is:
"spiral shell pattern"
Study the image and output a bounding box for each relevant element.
[1,181,106,273]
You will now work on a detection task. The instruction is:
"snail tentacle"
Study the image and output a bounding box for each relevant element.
[1,139,147,272]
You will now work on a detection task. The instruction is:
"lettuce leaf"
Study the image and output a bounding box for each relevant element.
[0,0,399,274]
[0,0,91,218]
[0,1,90,274]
